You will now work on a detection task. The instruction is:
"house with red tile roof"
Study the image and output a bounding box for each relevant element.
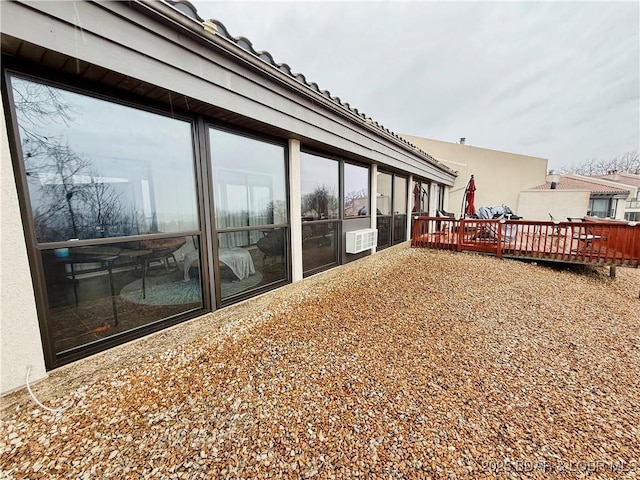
[594,173,640,221]
[517,173,637,221]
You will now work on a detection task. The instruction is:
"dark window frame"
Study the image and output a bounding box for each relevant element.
[2,64,212,368]
[343,160,371,219]
[299,149,343,276]
[207,123,292,306]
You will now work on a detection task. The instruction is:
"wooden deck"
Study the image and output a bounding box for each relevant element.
[412,217,640,267]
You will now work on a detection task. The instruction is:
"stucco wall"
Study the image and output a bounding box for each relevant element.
[517,190,590,221]
[402,136,547,216]
[0,95,47,395]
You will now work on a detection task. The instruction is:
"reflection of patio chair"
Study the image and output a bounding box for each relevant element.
[138,237,186,299]
[140,237,186,272]
[256,229,285,262]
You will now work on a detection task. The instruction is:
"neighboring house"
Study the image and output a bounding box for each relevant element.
[593,173,640,221]
[400,135,548,216]
[0,1,456,394]
[519,173,636,221]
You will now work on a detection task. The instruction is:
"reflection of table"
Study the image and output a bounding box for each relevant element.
[57,246,121,325]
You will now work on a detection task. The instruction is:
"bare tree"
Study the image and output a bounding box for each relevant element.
[560,151,640,175]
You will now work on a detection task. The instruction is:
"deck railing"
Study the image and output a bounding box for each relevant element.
[412,216,640,267]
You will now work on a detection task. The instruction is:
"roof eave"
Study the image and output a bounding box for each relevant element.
[132,1,455,177]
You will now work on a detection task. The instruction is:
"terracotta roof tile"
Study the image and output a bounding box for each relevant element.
[532,176,630,194]
[593,174,640,188]
[163,0,454,174]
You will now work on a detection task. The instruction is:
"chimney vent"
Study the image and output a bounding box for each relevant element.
[459,137,466,145]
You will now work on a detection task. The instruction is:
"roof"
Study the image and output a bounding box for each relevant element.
[593,173,640,188]
[163,1,455,176]
[532,176,630,194]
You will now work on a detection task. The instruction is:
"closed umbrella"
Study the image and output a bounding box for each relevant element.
[464,175,476,217]
[412,182,420,214]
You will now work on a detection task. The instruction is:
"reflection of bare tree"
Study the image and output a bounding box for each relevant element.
[302,185,338,220]
[14,80,136,241]
[31,141,91,240]
[264,200,287,225]
[344,188,368,215]
[84,176,124,238]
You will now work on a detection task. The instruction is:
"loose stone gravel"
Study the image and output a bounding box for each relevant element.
[1,245,639,479]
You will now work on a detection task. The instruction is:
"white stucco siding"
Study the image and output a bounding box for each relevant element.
[0,95,47,395]
[517,190,590,222]
[402,136,547,216]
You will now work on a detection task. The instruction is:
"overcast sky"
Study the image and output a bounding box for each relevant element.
[193,1,639,171]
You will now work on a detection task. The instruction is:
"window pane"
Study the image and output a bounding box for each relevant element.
[420,181,430,214]
[376,172,392,215]
[218,228,287,299]
[300,153,339,220]
[377,216,391,248]
[394,176,407,214]
[588,198,609,218]
[10,76,198,243]
[393,215,407,244]
[344,163,369,217]
[210,129,287,229]
[43,236,203,355]
[412,180,429,215]
[302,221,339,274]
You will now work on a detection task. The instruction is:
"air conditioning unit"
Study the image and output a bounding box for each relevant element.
[345,228,378,254]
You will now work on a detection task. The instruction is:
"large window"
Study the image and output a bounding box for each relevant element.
[393,175,408,244]
[588,198,612,218]
[412,180,430,215]
[301,152,340,275]
[344,163,370,217]
[11,77,198,243]
[9,75,203,359]
[376,171,393,248]
[209,128,288,300]
[377,172,408,248]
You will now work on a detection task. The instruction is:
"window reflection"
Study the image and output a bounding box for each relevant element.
[377,216,391,248]
[301,153,339,221]
[209,128,289,298]
[394,176,407,214]
[10,76,198,243]
[393,175,408,245]
[210,129,287,231]
[300,152,340,275]
[412,180,429,215]
[376,172,392,215]
[217,229,287,299]
[302,222,338,274]
[43,236,203,355]
[344,163,369,217]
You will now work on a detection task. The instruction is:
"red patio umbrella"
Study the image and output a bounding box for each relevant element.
[464,175,476,217]
[412,182,420,214]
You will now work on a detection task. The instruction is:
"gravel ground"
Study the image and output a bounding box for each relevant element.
[1,245,639,479]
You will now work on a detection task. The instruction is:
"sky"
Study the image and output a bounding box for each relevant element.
[192,0,639,172]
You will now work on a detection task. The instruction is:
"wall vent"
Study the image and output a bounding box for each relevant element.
[345,228,378,253]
